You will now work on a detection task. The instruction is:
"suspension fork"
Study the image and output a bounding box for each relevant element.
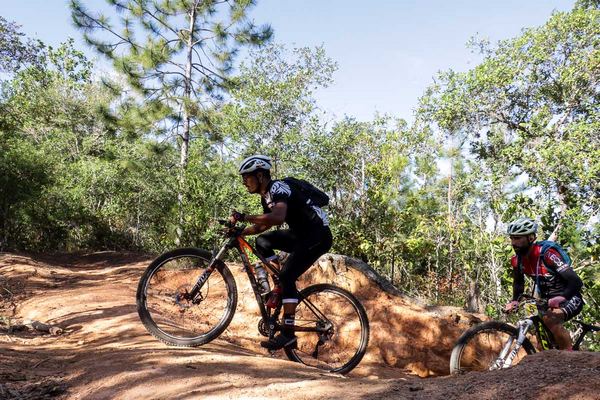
[494,319,533,369]
[188,240,232,302]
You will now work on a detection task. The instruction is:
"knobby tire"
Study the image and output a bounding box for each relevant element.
[136,247,237,347]
[284,283,369,375]
[450,321,536,375]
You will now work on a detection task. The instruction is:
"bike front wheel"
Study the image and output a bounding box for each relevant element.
[284,284,369,375]
[450,321,536,375]
[136,248,237,347]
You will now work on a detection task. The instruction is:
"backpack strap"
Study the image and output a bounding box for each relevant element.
[515,254,537,297]
[517,254,523,275]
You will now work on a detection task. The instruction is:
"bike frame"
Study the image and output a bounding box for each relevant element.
[510,302,557,352]
[494,302,557,368]
[187,231,331,337]
[571,321,600,350]
[520,308,599,351]
[504,300,598,361]
[531,314,556,350]
[510,314,598,354]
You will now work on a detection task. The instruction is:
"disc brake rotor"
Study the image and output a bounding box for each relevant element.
[174,285,194,311]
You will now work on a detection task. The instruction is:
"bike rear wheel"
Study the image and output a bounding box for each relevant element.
[450,321,536,375]
[136,248,237,347]
[284,284,369,375]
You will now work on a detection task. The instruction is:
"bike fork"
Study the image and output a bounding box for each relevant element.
[493,320,533,369]
[188,246,229,301]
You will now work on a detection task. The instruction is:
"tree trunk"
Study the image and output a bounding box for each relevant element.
[466,278,480,312]
[360,156,366,225]
[0,203,10,251]
[447,158,454,291]
[175,6,197,246]
[548,183,569,242]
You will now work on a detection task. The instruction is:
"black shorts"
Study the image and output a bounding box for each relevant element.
[560,295,584,321]
[255,227,333,299]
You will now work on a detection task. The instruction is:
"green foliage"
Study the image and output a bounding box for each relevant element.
[1,3,598,326]
[70,0,273,243]
[0,134,52,249]
[0,16,43,73]
[69,0,273,138]
[419,6,600,220]
[417,4,600,316]
[218,43,337,159]
[0,33,178,251]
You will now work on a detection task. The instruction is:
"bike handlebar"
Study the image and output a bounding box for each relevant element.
[517,294,548,307]
[217,219,246,237]
[502,295,549,315]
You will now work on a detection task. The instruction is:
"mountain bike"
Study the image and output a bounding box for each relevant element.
[450,295,599,374]
[136,220,370,375]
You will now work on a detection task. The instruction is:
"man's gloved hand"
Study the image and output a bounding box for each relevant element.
[504,300,519,313]
[548,296,566,309]
[230,210,246,222]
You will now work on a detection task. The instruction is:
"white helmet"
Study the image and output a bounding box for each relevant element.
[507,217,538,236]
[238,155,272,174]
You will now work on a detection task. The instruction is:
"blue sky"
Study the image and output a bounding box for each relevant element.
[3,0,574,122]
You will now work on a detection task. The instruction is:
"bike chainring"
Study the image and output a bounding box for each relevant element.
[257,319,271,337]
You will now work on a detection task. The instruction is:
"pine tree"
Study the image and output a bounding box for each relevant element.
[70,0,272,243]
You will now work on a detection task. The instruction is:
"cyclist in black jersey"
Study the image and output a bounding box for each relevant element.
[504,217,584,350]
[231,155,333,350]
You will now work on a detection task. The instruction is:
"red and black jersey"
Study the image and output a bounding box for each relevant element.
[511,243,579,298]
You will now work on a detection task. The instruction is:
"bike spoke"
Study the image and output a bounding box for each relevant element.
[287,285,368,374]
[456,328,529,373]
[141,254,233,341]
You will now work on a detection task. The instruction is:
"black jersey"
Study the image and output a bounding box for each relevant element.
[261,179,329,235]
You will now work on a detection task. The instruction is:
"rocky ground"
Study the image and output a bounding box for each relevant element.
[1,252,599,399]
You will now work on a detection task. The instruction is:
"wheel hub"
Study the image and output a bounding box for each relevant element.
[174,285,193,311]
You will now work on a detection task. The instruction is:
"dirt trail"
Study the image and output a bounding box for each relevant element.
[1,252,599,400]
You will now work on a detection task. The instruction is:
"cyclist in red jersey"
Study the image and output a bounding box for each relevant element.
[504,217,584,350]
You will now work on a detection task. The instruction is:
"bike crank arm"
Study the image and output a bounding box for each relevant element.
[294,323,333,333]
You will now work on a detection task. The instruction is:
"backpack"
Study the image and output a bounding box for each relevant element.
[538,240,572,272]
[282,177,330,207]
[518,240,571,275]
[517,240,572,298]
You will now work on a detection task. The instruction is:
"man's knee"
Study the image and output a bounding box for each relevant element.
[279,267,294,285]
[255,235,273,255]
[543,310,565,327]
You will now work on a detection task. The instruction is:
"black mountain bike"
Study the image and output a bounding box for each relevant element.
[450,295,599,374]
[136,220,370,375]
